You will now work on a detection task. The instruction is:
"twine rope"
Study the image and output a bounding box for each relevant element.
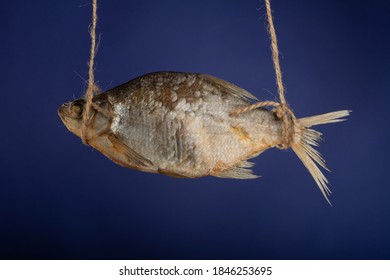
[81,0,100,145]
[81,0,296,147]
[232,0,297,149]
[265,0,286,106]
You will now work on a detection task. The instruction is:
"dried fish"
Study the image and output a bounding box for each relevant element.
[58,72,349,201]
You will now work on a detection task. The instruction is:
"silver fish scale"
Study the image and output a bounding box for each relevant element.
[107,72,283,177]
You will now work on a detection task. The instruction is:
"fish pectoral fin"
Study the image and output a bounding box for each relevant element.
[213,160,260,179]
[107,133,153,168]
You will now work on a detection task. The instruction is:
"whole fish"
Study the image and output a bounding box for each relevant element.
[58,72,349,202]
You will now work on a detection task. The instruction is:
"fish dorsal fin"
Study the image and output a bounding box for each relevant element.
[214,160,259,179]
[199,74,258,102]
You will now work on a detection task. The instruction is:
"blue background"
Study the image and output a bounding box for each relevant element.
[2,0,389,259]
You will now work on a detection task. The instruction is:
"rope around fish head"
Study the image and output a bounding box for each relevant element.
[80,0,100,145]
[231,0,298,149]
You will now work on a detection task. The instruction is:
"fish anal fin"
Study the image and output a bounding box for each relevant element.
[214,160,259,179]
[107,133,153,168]
[157,168,191,178]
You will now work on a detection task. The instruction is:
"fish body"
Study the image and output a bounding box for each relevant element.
[60,72,282,178]
[59,71,349,201]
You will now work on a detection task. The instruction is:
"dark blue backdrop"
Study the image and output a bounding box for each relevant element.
[1,0,389,259]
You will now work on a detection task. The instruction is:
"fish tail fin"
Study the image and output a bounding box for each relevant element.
[291,110,350,205]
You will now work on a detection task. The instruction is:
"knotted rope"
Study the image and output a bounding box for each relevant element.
[81,0,100,145]
[231,0,297,149]
[81,0,297,147]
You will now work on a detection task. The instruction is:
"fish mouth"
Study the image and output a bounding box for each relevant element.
[58,102,70,120]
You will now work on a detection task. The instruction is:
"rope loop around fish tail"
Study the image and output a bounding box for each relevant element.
[230,0,298,149]
[263,0,298,148]
[81,0,100,145]
[229,101,280,116]
[273,104,298,149]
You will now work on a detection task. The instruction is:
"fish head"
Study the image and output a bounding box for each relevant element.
[58,99,86,136]
[58,97,112,139]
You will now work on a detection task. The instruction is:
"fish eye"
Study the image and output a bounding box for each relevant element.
[70,103,83,118]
